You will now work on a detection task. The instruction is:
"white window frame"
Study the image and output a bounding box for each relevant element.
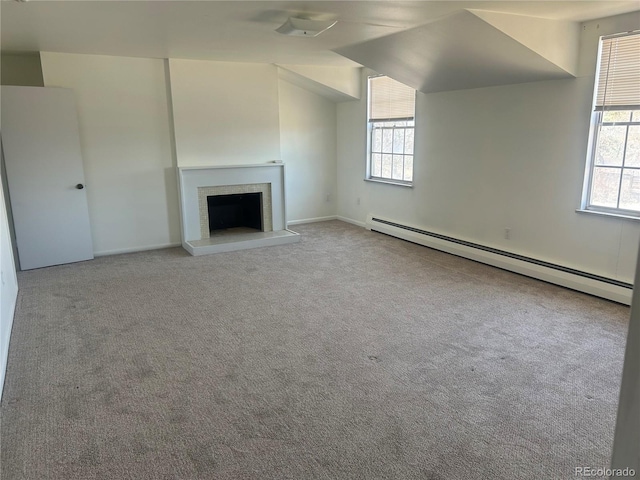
[366,75,416,187]
[580,31,640,219]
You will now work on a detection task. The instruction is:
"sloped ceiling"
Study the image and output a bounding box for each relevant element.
[468,10,579,76]
[334,9,581,94]
[277,65,361,101]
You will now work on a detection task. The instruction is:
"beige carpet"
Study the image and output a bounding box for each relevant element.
[0,220,630,479]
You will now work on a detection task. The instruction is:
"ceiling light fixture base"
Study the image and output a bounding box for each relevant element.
[276,17,337,37]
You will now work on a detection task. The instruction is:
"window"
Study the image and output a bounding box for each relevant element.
[583,31,640,216]
[367,75,416,185]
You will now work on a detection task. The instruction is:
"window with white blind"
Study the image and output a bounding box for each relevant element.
[367,75,416,185]
[583,31,640,216]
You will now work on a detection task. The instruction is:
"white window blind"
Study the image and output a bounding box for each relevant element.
[368,76,415,121]
[595,32,640,111]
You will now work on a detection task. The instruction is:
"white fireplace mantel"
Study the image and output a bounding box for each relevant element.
[177,163,299,256]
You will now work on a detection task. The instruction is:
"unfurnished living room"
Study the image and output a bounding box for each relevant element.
[1,1,639,479]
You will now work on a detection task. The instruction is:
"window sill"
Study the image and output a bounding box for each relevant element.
[575,208,640,222]
[365,178,413,188]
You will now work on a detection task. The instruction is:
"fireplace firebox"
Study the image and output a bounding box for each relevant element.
[207,193,263,233]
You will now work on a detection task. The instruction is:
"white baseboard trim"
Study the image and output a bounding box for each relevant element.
[287,216,337,226]
[337,216,366,228]
[0,290,17,401]
[367,214,633,305]
[94,242,182,257]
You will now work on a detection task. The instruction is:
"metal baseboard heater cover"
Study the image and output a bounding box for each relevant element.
[367,215,633,305]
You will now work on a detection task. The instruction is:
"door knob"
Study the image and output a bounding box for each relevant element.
[76,183,84,190]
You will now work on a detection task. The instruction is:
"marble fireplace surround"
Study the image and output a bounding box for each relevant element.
[197,183,272,239]
[177,164,299,256]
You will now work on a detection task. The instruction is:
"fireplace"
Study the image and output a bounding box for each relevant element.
[208,193,263,233]
[178,164,299,256]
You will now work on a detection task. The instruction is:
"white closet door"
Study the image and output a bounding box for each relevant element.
[1,86,94,270]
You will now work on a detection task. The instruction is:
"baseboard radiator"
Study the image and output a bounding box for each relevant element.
[366,215,633,305]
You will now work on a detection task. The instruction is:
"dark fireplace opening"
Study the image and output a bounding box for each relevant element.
[207,193,263,234]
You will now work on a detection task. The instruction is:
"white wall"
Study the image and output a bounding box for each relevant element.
[168,59,281,167]
[38,54,337,252]
[0,148,19,399]
[1,60,20,398]
[41,52,181,255]
[611,239,640,475]
[337,11,640,283]
[278,79,337,222]
[168,59,338,224]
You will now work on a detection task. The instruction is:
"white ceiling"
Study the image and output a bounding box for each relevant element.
[1,1,639,67]
[336,10,577,93]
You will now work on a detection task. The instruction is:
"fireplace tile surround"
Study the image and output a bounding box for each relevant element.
[197,183,272,238]
[178,164,299,256]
